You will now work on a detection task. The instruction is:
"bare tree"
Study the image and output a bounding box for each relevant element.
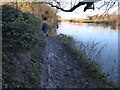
[13,0,118,13]
[40,0,96,12]
[39,0,118,12]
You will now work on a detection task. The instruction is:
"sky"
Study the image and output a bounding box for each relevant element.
[57,6,99,19]
[57,0,118,19]
[1,0,118,19]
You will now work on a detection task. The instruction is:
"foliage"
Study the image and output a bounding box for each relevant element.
[2,1,59,88]
[57,34,116,88]
[2,2,59,27]
[88,14,120,29]
[64,13,119,30]
[2,4,46,88]
[2,5,43,49]
[2,43,44,88]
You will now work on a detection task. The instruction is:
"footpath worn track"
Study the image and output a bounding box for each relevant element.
[40,37,96,88]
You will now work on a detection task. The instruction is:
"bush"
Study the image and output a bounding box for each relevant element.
[2,5,45,88]
[2,5,43,49]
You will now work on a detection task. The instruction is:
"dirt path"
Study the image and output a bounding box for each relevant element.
[40,37,96,88]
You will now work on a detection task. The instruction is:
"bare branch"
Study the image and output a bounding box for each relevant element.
[39,0,117,14]
[40,1,87,12]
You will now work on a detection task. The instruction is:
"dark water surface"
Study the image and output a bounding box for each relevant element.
[57,22,118,83]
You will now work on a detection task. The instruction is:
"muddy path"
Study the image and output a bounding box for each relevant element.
[39,37,97,88]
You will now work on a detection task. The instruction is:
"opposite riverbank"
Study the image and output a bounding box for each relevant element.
[60,14,120,30]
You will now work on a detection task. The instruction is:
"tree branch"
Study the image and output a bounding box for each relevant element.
[40,1,88,12]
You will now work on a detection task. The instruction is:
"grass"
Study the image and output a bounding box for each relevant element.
[2,5,45,88]
[3,40,45,88]
[2,3,58,88]
[57,34,117,88]
[76,40,105,61]
[2,2,59,88]
[2,41,45,88]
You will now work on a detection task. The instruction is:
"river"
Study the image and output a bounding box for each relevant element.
[57,22,118,83]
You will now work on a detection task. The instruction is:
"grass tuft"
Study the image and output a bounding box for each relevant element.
[57,34,116,88]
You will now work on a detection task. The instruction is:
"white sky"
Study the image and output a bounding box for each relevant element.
[1,0,118,19]
[57,0,118,19]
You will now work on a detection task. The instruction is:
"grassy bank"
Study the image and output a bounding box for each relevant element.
[2,3,57,88]
[2,5,45,88]
[56,34,116,88]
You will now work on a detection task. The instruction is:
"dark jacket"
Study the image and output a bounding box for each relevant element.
[42,23,48,33]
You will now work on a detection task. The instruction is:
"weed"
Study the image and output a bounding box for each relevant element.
[57,34,116,87]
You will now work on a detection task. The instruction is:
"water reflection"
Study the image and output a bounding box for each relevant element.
[57,22,118,83]
[87,23,110,29]
[70,22,87,26]
[66,21,119,31]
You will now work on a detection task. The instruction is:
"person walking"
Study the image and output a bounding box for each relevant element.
[42,19,48,38]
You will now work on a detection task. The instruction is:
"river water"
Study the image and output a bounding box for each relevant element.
[57,22,118,83]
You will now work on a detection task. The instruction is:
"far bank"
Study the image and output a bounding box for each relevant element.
[60,14,120,30]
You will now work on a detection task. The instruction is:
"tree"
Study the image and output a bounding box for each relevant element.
[39,0,118,13]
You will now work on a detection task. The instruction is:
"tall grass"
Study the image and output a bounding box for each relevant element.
[75,40,105,62]
[79,40,118,85]
[57,34,116,87]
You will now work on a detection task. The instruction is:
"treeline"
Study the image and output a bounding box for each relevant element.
[2,2,59,52]
[2,2,59,88]
[64,13,119,29]
[2,2,59,27]
[88,14,120,26]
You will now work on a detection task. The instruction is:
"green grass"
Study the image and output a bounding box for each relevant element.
[2,5,45,88]
[2,2,59,88]
[57,34,116,88]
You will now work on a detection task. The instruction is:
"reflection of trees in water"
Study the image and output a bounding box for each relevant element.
[87,23,118,30]
[87,23,108,29]
[71,22,87,26]
[67,20,119,30]
[110,25,119,30]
